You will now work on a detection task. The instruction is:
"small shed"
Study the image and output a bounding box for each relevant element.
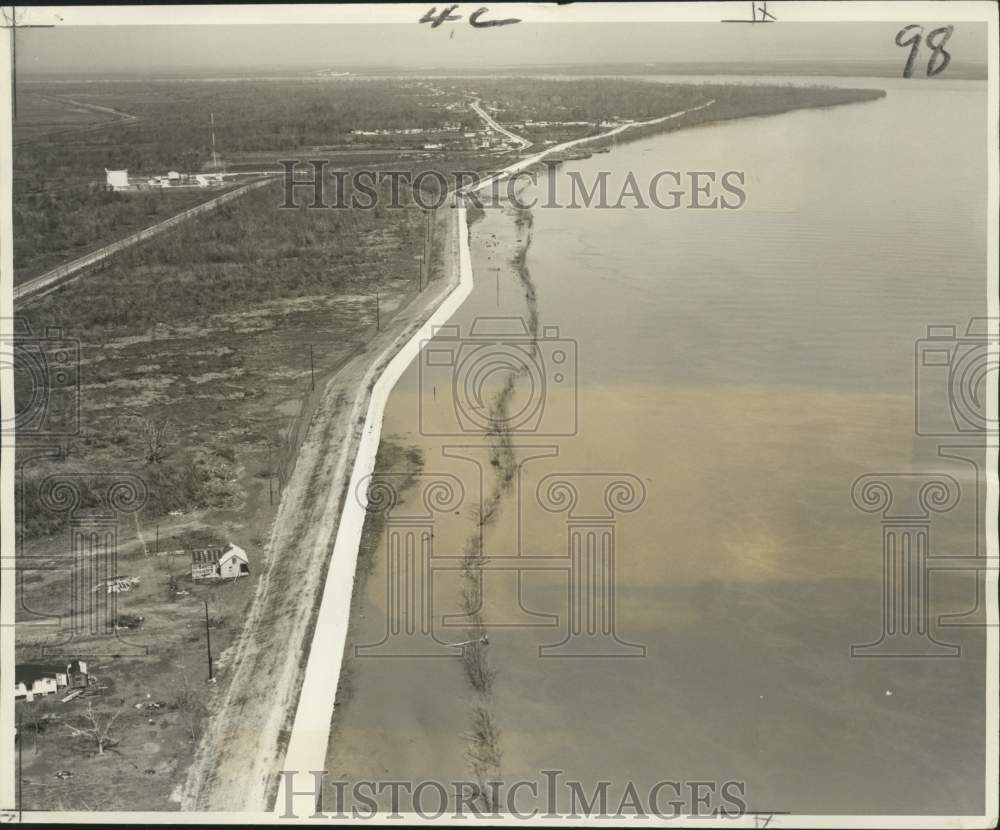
[191,543,250,581]
[67,660,89,689]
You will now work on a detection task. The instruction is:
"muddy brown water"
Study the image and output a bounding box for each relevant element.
[325,77,990,817]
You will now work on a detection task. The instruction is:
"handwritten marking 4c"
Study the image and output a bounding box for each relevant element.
[420,6,521,29]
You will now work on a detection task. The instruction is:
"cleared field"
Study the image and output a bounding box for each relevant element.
[14,93,117,140]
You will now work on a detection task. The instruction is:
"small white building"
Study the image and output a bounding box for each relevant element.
[167,171,181,182]
[15,661,88,702]
[191,543,250,581]
[105,169,129,191]
[195,173,224,188]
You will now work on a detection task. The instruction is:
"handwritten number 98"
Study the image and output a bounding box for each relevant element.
[895,24,954,78]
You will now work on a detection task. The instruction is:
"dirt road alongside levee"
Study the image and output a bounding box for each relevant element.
[470,99,533,149]
[177,208,463,813]
[274,102,722,817]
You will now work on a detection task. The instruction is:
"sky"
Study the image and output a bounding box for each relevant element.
[16,22,990,74]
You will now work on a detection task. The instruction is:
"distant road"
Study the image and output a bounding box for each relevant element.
[14,176,279,306]
[13,94,140,146]
[470,99,533,150]
[466,97,717,197]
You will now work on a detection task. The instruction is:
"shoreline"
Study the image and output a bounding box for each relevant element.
[273,85,892,815]
[464,98,718,200]
[274,205,474,816]
[276,110,697,811]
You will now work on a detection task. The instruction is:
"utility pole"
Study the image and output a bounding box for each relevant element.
[204,600,214,682]
[424,211,433,279]
[375,292,380,331]
[155,524,159,555]
[309,344,315,390]
[17,714,22,821]
[210,111,218,170]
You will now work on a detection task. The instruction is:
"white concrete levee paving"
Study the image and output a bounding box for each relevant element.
[275,97,717,816]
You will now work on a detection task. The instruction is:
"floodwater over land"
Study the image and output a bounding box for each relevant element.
[326,77,990,816]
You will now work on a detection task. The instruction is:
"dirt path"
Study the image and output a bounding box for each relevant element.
[466,98,716,197]
[177,209,462,813]
[13,93,140,146]
[470,99,533,149]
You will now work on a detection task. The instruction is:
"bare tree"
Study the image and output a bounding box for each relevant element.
[63,702,127,754]
[138,416,175,463]
[21,700,57,755]
[116,413,175,463]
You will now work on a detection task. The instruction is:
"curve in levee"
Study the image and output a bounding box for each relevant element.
[13,176,279,306]
[471,99,533,150]
[274,98,716,817]
[469,96,716,196]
